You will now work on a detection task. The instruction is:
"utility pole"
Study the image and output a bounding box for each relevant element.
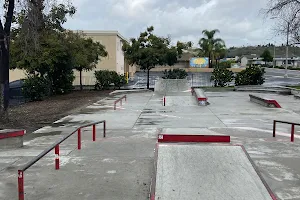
[273,44,276,68]
[284,22,290,78]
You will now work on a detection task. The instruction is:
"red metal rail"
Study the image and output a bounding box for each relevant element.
[114,95,127,110]
[273,120,300,142]
[17,120,106,200]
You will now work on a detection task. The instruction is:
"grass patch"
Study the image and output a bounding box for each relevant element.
[288,86,300,89]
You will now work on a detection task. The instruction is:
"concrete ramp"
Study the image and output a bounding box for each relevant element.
[155,79,190,94]
[165,96,198,106]
[152,144,276,200]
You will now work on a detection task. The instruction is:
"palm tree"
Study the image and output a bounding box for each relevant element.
[199,29,225,68]
[214,43,226,67]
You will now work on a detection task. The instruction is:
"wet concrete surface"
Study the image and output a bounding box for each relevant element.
[1,91,300,199]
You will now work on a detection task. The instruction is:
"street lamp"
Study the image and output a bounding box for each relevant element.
[271,17,290,78]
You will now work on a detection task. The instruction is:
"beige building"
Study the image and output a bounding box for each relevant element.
[73,30,136,86]
[9,30,137,85]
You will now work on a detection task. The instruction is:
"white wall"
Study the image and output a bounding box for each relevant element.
[241,57,248,67]
[116,36,125,74]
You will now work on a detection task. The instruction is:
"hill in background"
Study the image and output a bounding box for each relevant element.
[226,45,300,58]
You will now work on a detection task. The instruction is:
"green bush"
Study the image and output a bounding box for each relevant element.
[110,71,126,89]
[162,69,188,79]
[235,66,265,86]
[95,70,112,90]
[22,75,51,101]
[211,68,234,87]
[218,61,235,69]
[95,70,126,90]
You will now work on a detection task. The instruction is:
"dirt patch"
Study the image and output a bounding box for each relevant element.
[0,90,112,134]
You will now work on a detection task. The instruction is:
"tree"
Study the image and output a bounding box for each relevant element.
[0,0,15,121]
[261,49,273,65]
[235,66,265,86]
[214,43,227,67]
[122,26,189,89]
[71,32,108,90]
[211,68,234,87]
[265,0,300,43]
[199,29,225,68]
[10,1,77,96]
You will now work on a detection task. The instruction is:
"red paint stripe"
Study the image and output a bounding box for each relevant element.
[265,100,281,108]
[158,134,230,143]
[198,97,207,101]
[0,130,25,139]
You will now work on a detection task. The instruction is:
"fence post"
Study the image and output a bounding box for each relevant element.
[291,124,295,142]
[273,121,276,137]
[18,170,24,200]
[78,129,81,150]
[125,95,127,101]
[103,121,106,138]
[114,102,116,110]
[55,145,60,170]
[163,96,166,106]
[120,99,122,106]
[93,125,96,141]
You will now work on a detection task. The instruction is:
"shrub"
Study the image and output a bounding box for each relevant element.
[162,69,188,79]
[218,61,235,69]
[211,67,234,87]
[110,71,126,89]
[22,75,51,101]
[95,70,112,90]
[235,66,265,86]
[95,70,127,90]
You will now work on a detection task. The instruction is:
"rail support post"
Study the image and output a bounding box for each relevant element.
[78,129,81,150]
[291,124,295,142]
[103,120,106,138]
[55,145,60,170]
[163,96,166,106]
[125,95,127,101]
[273,121,276,137]
[120,99,122,106]
[93,125,96,141]
[114,103,116,110]
[18,170,24,200]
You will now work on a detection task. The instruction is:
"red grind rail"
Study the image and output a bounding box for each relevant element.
[158,134,230,143]
[273,120,300,142]
[114,95,127,110]
[17,120,106,200]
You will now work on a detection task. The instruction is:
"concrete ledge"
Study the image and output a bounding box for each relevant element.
[235,85,291,95]
[0,129,25,149]
[192,88,208,106]
[249,94,281,108]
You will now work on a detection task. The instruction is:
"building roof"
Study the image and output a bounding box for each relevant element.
[74,30,129,42]
[178,52,196,61]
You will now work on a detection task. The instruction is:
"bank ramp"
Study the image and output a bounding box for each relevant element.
[151,134,276,200]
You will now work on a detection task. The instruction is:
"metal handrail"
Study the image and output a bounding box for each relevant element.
[273,120,300,142]
[114,95,127,110]
[18,120,106,200]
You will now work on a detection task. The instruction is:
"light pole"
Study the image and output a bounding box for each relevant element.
[271,17,290,78]
[273,43,276,68]
[285,21,290,78]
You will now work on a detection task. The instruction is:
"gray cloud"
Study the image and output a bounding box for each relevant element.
[65,0,284,47]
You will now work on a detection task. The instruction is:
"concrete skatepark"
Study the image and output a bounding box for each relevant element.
[1,80,300,199]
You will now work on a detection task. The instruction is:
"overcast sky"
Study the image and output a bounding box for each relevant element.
[64,0,283,47]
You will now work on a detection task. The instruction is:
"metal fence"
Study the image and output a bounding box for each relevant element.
[129,72,214,89]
